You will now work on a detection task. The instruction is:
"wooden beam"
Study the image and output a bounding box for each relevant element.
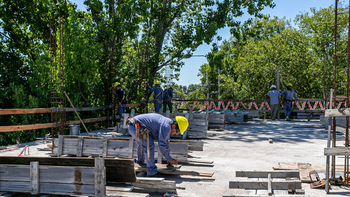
[95,157,106,197]
[235,170,300,178]
[0,117,110,133]
[0,108,51,115]
[229,180,302,190]
[30,161,39,195]
[325,108,350,117]
[0,123,55,133]
[324,147,350,156]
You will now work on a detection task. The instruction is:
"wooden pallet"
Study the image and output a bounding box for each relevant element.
[225,170,305,197]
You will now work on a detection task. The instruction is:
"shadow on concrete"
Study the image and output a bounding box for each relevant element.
[205,119,332,144]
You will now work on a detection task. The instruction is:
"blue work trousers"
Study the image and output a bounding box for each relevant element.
[127,124,157,176]
[154,100,162,113]
[117,103,126,118]
[283,101,292,118]
[163,101,172,113]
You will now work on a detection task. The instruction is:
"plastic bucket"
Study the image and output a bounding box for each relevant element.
[69,125,80,135]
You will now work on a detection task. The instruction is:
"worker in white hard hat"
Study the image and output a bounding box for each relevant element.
[264,85,281,120]
[127,113,189,177]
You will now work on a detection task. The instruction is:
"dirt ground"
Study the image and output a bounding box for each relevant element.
[2,119,350,197]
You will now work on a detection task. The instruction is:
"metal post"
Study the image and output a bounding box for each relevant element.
[277,67,280,120]
[326,89,334,193]
[218,69,220,99]
[206,70,209,100]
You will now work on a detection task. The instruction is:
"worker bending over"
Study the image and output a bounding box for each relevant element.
[148,81,163,113]
[127,113,189,177]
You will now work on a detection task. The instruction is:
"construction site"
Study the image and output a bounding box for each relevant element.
[2,0,350,197]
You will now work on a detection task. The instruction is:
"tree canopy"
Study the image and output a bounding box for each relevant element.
[197,4,346,101]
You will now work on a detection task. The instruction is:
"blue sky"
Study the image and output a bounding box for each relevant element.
[71,0,334,87]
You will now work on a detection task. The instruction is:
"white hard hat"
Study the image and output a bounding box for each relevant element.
[270,85,276,89]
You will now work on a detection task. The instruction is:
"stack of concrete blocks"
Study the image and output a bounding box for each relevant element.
[296,112,322,120]
[225,110,249,124]
[118,109,136,136]
[161,109,207,139]
[208,111,225,129]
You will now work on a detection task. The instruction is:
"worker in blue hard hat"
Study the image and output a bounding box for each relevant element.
[147,81,163,113]
[127,113,189,177]
[162,86,174,113]
[281,83,298,121]
[264,85,281,120]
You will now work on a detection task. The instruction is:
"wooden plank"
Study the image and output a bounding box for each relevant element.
[0,181,95,195]
[235,170,300,178]
[106,191,149,197]
[103,137,108,157]
[229,179,302,189]
[58,135,63,157]
[131,177,176,194]
[77,136,84,157]
[324,147,350,156]
[134,164,181,172]
[128,138,134,159]
[267,174,272,196]
[0,117,110,133]
[95,157,106,197]
[0,156,136,183]
[0,108,51,115]
[0,123,55,133]
[273,189,289,195]
[325,108,350,117]
[30,162,39,195]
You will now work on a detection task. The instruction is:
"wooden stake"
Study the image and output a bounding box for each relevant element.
[64,91,89,135]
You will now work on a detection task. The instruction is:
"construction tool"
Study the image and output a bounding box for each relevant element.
[136,123,151,161]
[64,91,90,135]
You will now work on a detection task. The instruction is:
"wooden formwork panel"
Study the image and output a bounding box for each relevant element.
[0,156,136,183]
[0,158,106,196]
[53,136,133,158]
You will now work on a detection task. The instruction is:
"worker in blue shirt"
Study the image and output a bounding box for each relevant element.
[127,113,189,177]
[112,82,126,118]
[281,83,298,121]
[163,86,174,113]
[148,81,163,113]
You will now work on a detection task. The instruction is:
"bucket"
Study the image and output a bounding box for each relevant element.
[69,125,80,135]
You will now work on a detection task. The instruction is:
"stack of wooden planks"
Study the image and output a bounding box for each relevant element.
[224,170,305,197]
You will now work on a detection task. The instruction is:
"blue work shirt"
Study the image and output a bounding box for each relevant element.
[266,90,281,105]
[281,89,298,101]
[148,85,163,100]
[163,88,173,101]
[131,113,173,161]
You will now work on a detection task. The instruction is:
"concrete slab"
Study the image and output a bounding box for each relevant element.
[2,119,350,197]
